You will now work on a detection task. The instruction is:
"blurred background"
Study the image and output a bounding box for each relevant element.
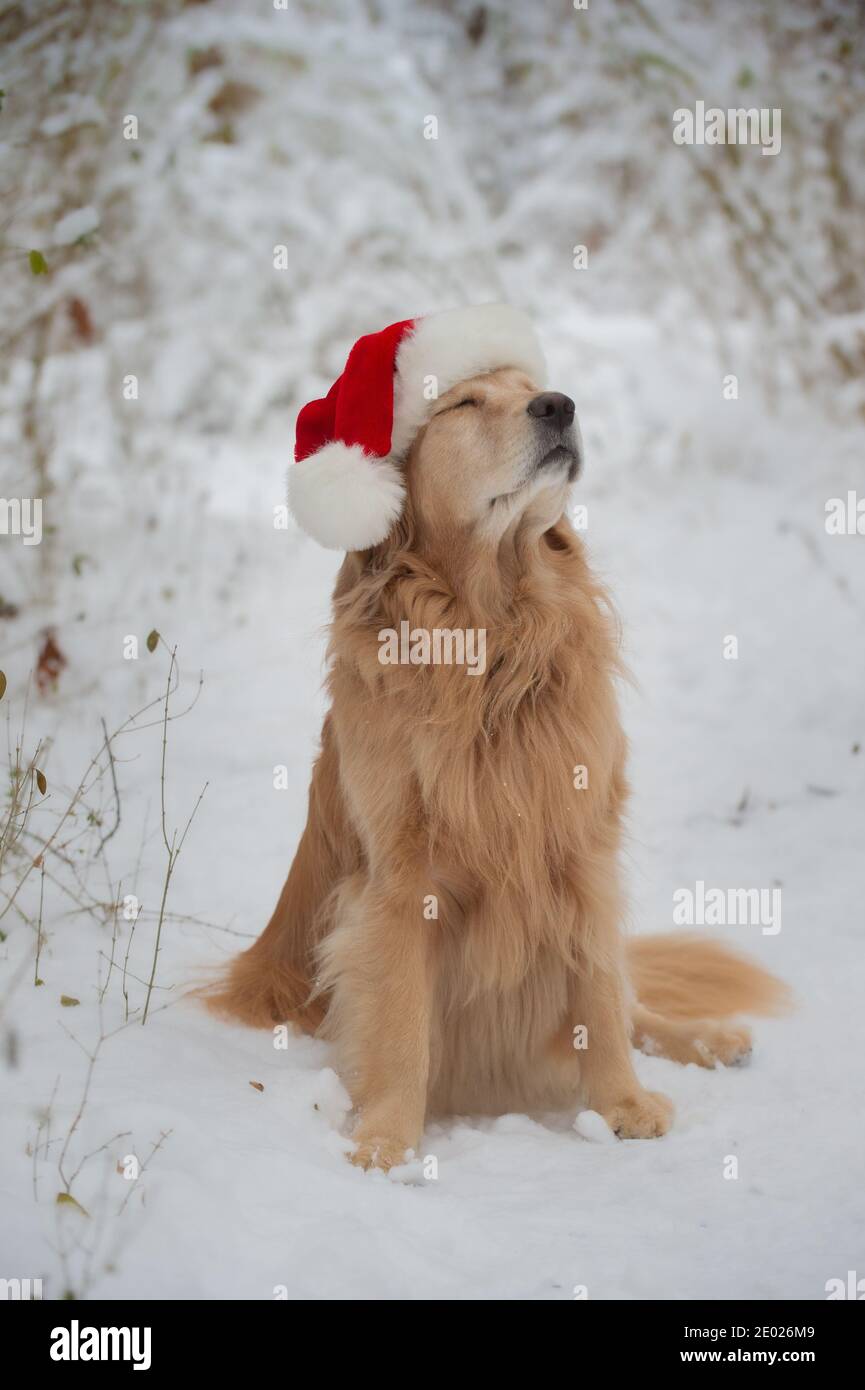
[2,0,863,557]
[1,0,863,1301]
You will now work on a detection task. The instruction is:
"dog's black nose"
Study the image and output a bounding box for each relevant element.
[527,392,576,430]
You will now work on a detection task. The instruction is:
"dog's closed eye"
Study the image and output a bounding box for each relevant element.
[447,397,478,411]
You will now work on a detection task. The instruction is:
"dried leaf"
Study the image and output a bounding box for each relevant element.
[67,296,94,343]
[0,670,6,701]
[205,119,235,145]
[208,80,259,117]
[146,629,159,653]
[35,630,66,696]
[35,769,47,795]
[249,1080,264,1092]
[187,45,223,75]
[29,249,48,275]
[60,995,80,1007]
[56,1192,89,1217]
[466,6,487,44]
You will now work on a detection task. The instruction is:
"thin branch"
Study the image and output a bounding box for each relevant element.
[96,717,121,852]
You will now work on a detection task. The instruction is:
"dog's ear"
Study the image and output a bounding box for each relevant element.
[375,500,414,555]
[331,500,416,608]
[351,493,416,575]
[333,551,365,597]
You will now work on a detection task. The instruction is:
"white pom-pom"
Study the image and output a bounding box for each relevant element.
[289,442,405,551]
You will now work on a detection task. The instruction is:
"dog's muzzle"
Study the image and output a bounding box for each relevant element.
[528,393,581,481]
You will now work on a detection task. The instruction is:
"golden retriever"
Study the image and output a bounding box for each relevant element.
[207,364,789,1170]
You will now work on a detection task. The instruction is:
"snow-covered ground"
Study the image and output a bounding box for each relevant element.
[1,0,864,1300]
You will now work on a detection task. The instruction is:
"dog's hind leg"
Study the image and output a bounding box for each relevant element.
[627,932,790,1066]
[632,1005,752,1068]
[203,715,361,1030]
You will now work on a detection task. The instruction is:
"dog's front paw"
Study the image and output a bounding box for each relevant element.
[602,1089,673,1139]
[349,1135,411,1172]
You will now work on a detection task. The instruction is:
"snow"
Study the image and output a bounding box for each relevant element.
[52,206,100,247]
[1,0,864,1302]
[573,1110,617,1145]
[39,97,105,139]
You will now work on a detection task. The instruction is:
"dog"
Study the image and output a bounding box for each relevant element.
[206,308,789,1171]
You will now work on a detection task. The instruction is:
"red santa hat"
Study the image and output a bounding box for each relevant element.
[289,303,546,550]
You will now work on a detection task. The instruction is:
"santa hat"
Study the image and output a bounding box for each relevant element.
[289,304,546,550]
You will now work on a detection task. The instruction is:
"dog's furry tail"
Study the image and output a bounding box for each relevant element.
[627,933,792,1021]
[199,947,324,1033]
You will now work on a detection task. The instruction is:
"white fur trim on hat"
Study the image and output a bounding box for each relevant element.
[390,304,547,458]
[288,443,405,551]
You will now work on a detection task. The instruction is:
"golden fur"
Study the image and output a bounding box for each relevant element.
[206,366,790,1168]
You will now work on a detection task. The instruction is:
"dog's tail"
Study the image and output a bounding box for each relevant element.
[627,933,792,1020]
[200,946,324,1032]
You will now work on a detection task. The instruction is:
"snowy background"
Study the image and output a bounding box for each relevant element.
[1,0,864,1300]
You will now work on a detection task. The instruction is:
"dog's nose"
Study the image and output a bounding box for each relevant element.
[527,392,576,431]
